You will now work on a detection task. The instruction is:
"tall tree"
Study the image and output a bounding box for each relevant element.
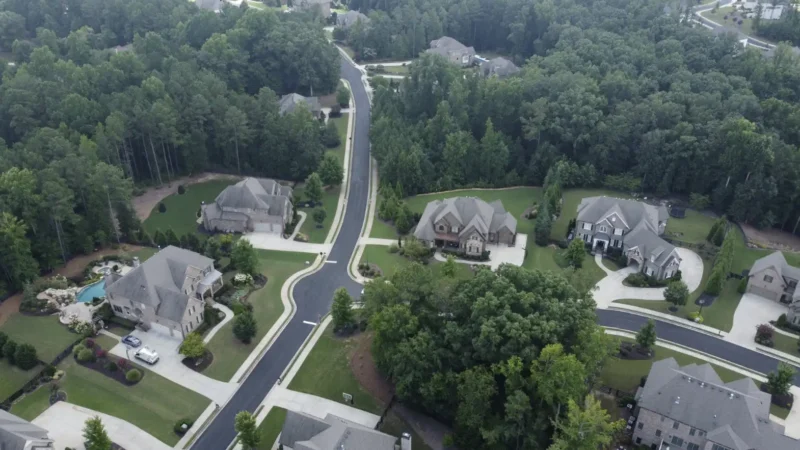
[83,416,112,450]
[548,395,625,450]
[235,411,260,449]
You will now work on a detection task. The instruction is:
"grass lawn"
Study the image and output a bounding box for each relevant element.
[600,257,625,272]
[664,210,716,244]
[552,189,627,241]
[10,383,51,420]
[1,315,79,362]
[256,407,287,449]
[130,246,158,262]
[0,359,40,403]
[730,226,800,275]
[294,185,341,243]
[370,187,542,239]
[94,334,119,351]
[616,269,743,332]
[703,6,755,36]
[771,331,799,356]
[288,324,384,415]
[143,180,233,236]
[57,358,209,445]
[360,245,475,279]
[326,114,349,163]
[203,251,309,381]
[522,245,607,287]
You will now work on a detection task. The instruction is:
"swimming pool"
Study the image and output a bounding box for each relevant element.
[77,280,106,303]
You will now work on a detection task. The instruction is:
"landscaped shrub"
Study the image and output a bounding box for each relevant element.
[756,324,775,347]
[73,344,86,358]
[778,314,789,328]
[158,202,167,213]
[105,360,118,372]
[14,344,38,370]
[126,369,142,383]
[738,277,748,294]
[687,311,704,324]
[77,348,96,363]
[3,340,18,364]
[330,104,342,117]
[95,349,107,359]
[174,418,195,436]
[388,243,400,253]
[43,365,56,377]
[178,185,186,195]
[116,359,129,371]
[83,338,95,348]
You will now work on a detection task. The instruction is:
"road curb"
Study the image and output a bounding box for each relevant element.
[607,304,727,338]
[324,79,356,245]
[756,344,800,368]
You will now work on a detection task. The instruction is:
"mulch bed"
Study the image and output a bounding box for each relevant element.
[348,332,394,406]
[760,383,794,409]
[75,355,144,386]
[181,350,214,372]
[695,293,717,307]
[358,263,383,279]
[619,342,654,360]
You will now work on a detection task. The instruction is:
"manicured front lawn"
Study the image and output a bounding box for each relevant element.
[370,187,542,239]
[10,383,51,420]
[1,315,79,362]
[288,324,384,415]
[0,359,40,403]
[256,407,287,449]
[294,185,341,243]
[664,209,717,244]
[359,245,475,279]
[552,189,628,241]
[130,246,159,262]
[702,6,755,36]
[327,114,349,163]
[615,270,741,332]
[203,251,309,381]
[522,245,606,288]
[55,358,210,445]
[771,403,791,419]
[771,331,799,356]
[730,226,800,275]
[143,180,234,236]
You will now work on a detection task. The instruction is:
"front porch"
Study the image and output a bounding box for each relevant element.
[198,269,224,300]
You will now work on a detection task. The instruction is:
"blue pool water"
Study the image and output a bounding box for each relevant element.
[77,280,106,303]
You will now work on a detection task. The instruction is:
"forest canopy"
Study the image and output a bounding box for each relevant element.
[0,0,339,291]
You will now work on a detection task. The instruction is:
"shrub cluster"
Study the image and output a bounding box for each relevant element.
[0,332,39,370]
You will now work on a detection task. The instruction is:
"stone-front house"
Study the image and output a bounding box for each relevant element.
[575,196,681,280]
[202,177,293,235]
[745,251,800,325]
[426,36,475,67]
[633,357,798,450]
[103,246,222,340]
[0,409,54,449]
[413,197,517,256]
[279,93,322,118]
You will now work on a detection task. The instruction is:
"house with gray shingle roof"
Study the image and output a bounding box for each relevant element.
[480,57,520,78]
[103,246,221,340]
[745,251,800,325]
[575,196,680,280]
[0,409,54,450]
[426,36,475,67]
[413,197,517,256]
[279,93,322,118]
[279,410,411,450]
[295,0,331,17]
[336,10,369,28]
[196,0,222,13]
[633,358,799,450]
[202,177,293,234]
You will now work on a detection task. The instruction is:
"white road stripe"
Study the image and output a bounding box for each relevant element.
[303,320,317,326]
[325,260,337,264]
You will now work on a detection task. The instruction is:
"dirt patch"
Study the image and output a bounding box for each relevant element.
[741,223,800,253]
[132,172,242,221]
[348,332,394,406]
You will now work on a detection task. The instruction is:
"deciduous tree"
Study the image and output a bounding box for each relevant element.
[332,287,356,332]
[83,416,112,450]
[235,411,260,449]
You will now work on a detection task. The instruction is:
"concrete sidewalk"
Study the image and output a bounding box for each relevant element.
[34,402,171,450]
[359,237,395,246]
[242,233,332,254]
[204,303,233,344]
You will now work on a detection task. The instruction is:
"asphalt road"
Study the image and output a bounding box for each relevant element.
[193,55,799,449]
[191,58,370,450]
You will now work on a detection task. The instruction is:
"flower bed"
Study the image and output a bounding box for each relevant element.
[72,339,143,386]
[358,262,383,278]
[760,383,794,410]
[618,342,653,360]
[181,350,214,373]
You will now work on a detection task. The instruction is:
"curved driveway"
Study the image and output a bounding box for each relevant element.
[192,59,370,450]
[192,55,799,450]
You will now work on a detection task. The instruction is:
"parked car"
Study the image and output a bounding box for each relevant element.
[121,335,141,347]
[134,346,159,365]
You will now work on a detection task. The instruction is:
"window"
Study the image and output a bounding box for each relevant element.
[698,431,706,437]
[437,224,445,232]
[711,445,732,450]
[670,436,684,446]
[113,305,123,313]
[582,223,592,230]
[614,228,623,235]
[764,275,774,283]
[637,422,643,430]
[451,226,459,233]
[635,438,642,444]
[185,325,189,333]
[598,226,607,233]
[672,421,680,430]
[687,444,700,450]
[655,430,662,437]
[689,428,696,436]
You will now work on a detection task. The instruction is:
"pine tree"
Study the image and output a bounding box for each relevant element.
[83,416,112,450]
[635,319,656,351]
[165,228,180,247]
[153,229,167,248]
[441,256,457,277]
[564,238,585,268]
[318,153,343,185]
[534,204,552,246]
[233,312,257,344]
[304,173,323,206]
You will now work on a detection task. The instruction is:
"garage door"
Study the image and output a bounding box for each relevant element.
[150,322,177,338]
[748,285,779,301]
[253,222,279,234]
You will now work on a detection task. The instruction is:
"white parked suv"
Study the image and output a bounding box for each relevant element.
[134,346,160,365]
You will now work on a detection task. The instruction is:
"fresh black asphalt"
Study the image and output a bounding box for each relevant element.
[192,58,797,449]
[191,59,370,450]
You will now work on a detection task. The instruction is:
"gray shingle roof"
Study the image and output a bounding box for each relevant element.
[337,10,369,28]
[481,57,520,78]
[196,0,221,12]
[207,177,292,224]
[0,409,53,450]
[638,358,799,450]
[279,93,321,116]
[105,246,213,322]
[414,197,517,242]
[280,410,398,450]
[750,251,800,281]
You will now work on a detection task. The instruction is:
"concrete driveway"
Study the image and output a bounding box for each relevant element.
[725,293,788,348]
[33,402,171,450]
[594,247,704,308]
[432,234,528,270]
[242,232,332,255]
[109,329,236,404]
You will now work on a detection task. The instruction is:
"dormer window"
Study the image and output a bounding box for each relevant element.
[451,226,459,233]
[598,226,607,233]
[437,224,446,232]
[582,223,592,231]
[614,228,623,236]
[764,275,774,283]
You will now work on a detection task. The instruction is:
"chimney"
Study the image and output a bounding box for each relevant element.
[401,432,412,450]
[132,257,140,268]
